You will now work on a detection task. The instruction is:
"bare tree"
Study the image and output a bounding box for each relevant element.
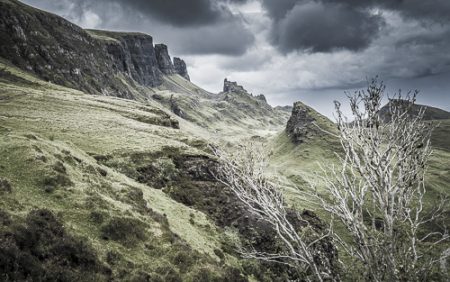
[212,142,335,282]
[213,79,447,281]
[310,79,448,281]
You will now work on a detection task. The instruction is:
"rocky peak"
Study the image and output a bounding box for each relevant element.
[255,94,267,103]
[173,57,190,81]
[155,44,175,75]
[223,78,247,94]
[286,102,318,144]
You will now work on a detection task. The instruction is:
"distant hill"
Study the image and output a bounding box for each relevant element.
[379,99,450,121]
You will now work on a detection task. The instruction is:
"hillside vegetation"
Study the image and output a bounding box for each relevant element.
[0,0,449,280]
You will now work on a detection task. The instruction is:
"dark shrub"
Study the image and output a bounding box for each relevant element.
[223,266,248,282]
[170,247,197,273]
[0,178,12,193]
[97,167,107,177]
[155,265,182,282]
[89,210,106,224]
[214,248,225,260]
[125,187,147,211]
[53,161,67,174]
[106,250,121,266]
[129,271,164,282]
[0,210,11,226]
[189,267,222,282]
[43,173,73,193]
[0,209,109,281]
[101,217,146,247]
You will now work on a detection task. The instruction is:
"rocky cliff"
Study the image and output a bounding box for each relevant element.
[0,0,190,98]
[98,31,162,88]
[154,44,176,75]
[173,57,190,81]
[223,78,247,94]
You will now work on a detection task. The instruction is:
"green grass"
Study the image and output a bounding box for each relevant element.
[0,62,254,280]
[1,55,448,280]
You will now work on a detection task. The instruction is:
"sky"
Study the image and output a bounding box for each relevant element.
[22,0,450,118]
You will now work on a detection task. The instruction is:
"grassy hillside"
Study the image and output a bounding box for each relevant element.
[150,75,290,142]
[0,60,265,281]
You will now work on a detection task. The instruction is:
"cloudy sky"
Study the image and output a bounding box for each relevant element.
[22,0,450,117]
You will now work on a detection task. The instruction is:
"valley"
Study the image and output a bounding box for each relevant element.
[0,0,449,281]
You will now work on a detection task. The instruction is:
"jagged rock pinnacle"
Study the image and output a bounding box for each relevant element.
[173,57,190,81]
[155,44,176,75]
[286,102,317,144]
[223,78,247,93]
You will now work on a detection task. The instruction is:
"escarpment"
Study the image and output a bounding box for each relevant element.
[0,0,190,98]
[155,44,176,75]
[173,57,190,81]
[101,32,162,87]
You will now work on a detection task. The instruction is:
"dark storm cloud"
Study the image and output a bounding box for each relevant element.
[105,0,222,27]
[166,20,255,56]
[271,1,384,53]
[261,0,384,53]
[262,0,450,23]
[260,0,450,54]
[323,0,450,23]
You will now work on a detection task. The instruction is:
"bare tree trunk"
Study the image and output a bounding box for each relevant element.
[212,143,335,281]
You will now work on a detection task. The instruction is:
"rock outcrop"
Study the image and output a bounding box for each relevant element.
[173,57,190,81]
[155,44,175,75]
[255,94,267,103]
[286,102,319,144]
[223,78,247,94]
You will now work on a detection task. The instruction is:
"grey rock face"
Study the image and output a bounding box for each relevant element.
[223,78,247,93]
[173,57,190,81]
[155,44,175,75]
[286,102,317,144]
[105,34,162,87]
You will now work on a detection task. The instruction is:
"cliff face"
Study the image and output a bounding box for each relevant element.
[0,0,190,98]
[100,32,162,87]
[154,44,176,75]
[173,57,190,81]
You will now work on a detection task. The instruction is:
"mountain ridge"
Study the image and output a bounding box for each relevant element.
[0,0,190,98]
